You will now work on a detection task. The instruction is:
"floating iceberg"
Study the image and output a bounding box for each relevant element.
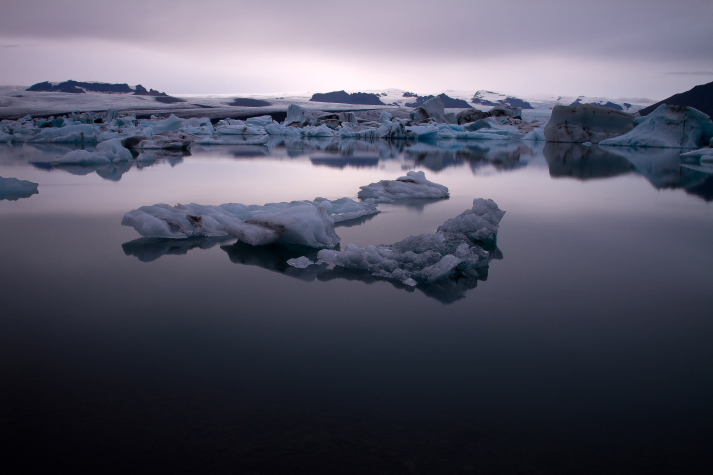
[315,198,505,285]
[599,104,713,149]
[224,203,340,248]
[0,176,39,201]
[357,170,449,203]
[544,104,635,143]
[121,197,379,243]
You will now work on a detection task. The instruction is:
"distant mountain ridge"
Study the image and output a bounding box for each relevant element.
[310,90,385,106]
[471,90,534,109]
[405,93,471,109]
[25,80,186,103]
[639,81,713,117]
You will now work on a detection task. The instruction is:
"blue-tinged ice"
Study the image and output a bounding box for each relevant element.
[357,170,449,203]
[314,198,505,284]
[599,105,713,149]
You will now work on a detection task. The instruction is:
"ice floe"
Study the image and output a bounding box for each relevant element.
[357,170,450,203]
[121,172,450,247]
[121,197,380,243]
[314,198,505,285]
[0,176,39,201]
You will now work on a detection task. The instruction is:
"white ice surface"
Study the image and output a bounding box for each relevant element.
[599,105,713,149]
[357,170,450,203]
[315,198,505,284]
[121,197,380,242]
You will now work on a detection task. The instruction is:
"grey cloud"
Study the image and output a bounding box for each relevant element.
[1,0,712,64]
[666,71,713,76]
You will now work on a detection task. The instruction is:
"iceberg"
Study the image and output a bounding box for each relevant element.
[599,104,713,149]
[0,176,39,201]
[224,203,340,248]
[121,197,379,241]
[544,104,636,143]
[357,170,449,203]
[315,198,505,285]
[95,138,134,162]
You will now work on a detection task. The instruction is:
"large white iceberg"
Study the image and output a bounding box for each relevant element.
[599,104,713,149]
[315,198,505,285]
[121,197,379,243]
[357,170,449,203]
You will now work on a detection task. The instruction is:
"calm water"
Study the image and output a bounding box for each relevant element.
[1,138,712,474]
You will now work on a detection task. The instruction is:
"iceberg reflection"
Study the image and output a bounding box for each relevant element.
[30,149,186,182]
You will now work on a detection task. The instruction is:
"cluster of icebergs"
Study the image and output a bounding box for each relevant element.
[122,171,505,292]
[0,97,541,166]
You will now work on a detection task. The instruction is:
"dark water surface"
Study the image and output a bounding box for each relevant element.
[1,139,712,474]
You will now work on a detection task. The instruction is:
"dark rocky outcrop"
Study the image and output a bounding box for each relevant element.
[569,98,624,111]
[310,90,385,105]
[544,104,636,143]
[228,98,272,107]
[27,80,133,94]
[639,81,713,118]
[154,96,186,104]
[406,93,471,109]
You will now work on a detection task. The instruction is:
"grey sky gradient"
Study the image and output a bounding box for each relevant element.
[1,0,712,100]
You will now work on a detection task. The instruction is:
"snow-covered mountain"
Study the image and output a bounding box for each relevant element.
[0,83,655,121]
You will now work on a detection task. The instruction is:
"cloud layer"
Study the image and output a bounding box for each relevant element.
[2,0,712,99]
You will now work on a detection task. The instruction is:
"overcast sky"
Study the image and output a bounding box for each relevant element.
[1,0,711,101]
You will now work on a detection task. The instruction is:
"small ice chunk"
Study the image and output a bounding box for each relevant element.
[287,256,315,269]
[0,176,39,201]
[357,170,449,203]
[245,115,274,127]
[150,114,184,134]
[95,138,133,162]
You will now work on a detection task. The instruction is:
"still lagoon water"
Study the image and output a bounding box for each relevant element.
[1,138,712,474]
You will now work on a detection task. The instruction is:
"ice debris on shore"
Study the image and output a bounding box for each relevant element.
[309,198,505,285]
[0,176,39,201]
[599,104,713,149]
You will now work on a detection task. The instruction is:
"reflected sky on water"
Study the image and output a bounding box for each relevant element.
[1,139,712,474]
